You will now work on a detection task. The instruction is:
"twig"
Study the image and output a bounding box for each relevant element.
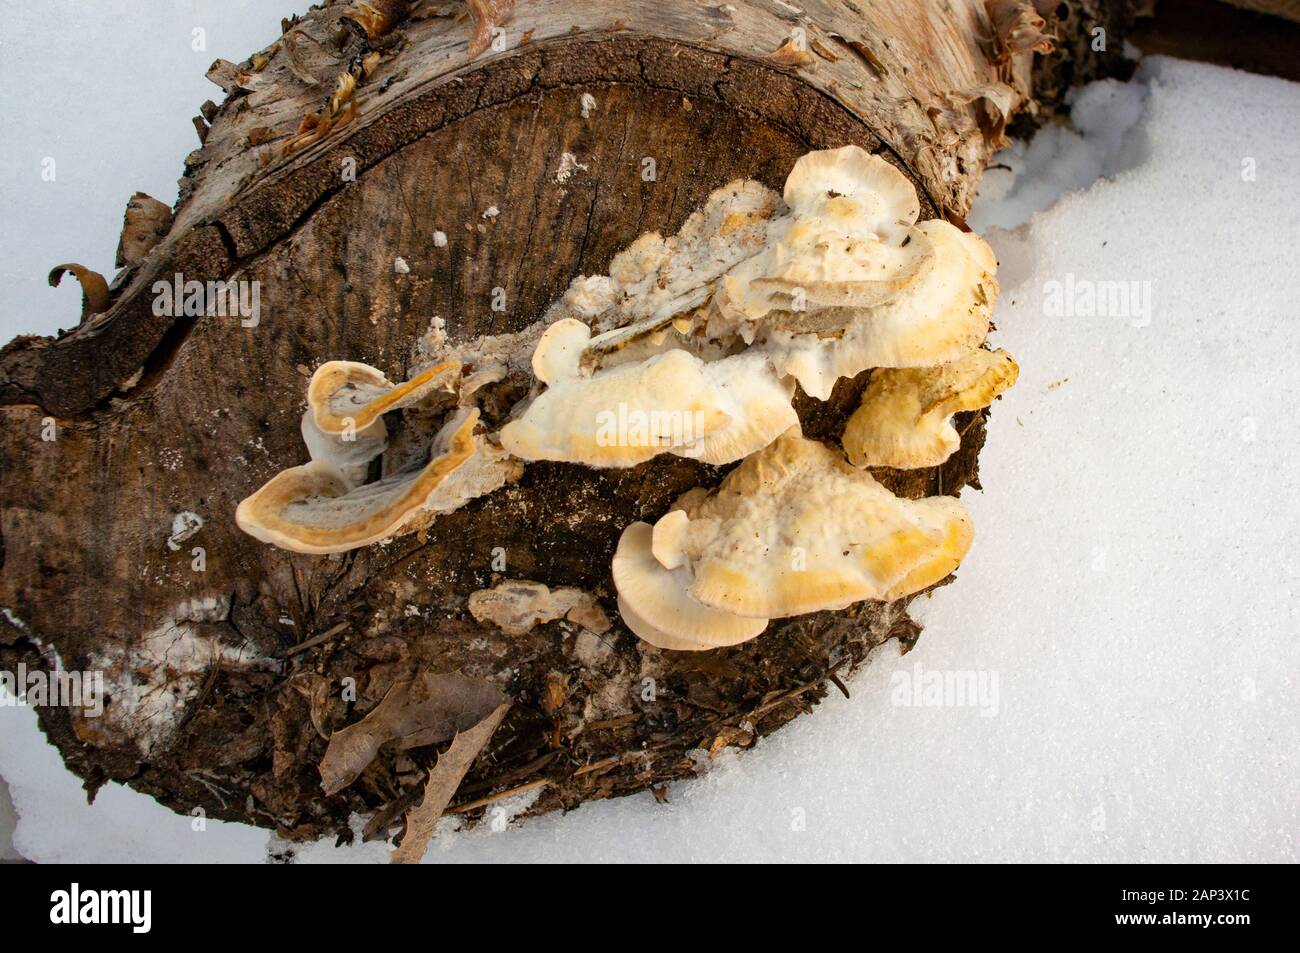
[442,778,551,815]
[282,620,349,656]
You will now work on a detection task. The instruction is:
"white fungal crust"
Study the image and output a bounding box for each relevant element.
[468,579,611,636]
[552,179,779,329]
[612,522,769,651]
[610,432,975,649]
[237,409,483,554]
[843,348,1020,469]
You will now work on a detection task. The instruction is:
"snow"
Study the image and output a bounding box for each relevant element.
[0,9,1297,863]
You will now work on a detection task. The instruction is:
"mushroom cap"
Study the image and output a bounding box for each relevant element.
[688,352,800,465]
[531,318,592,384]
[843,347,1019,469]
[759,219,998,400]
[748,221,936,310]
[501,346,797,469]
[715,184,936,323]
[500,348,731,467]
[781,146,921,244]
[308,358,461,434]
[651,508,690,570]
[665,433,974,618]
[236,409,479,554]
[613,522,769,651]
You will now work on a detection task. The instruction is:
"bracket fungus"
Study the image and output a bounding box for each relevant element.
[237,408,480,554]
[307,358,461,434]
[500,342,797,468]
[237,145,1008,656]
[611,432,974,650]
[843,347,1020,469]
[238,354,521,554]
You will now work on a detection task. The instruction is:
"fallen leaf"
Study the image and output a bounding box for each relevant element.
[319,670,505,795]
[390,702,510,863]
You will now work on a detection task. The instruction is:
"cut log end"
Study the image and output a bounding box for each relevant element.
[0,0,1130,846]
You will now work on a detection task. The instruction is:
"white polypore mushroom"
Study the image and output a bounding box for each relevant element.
[616,432,974,636]
[500,332,797,468]
[843,347,1019,469]
[531,318,591,384]
[307,358,461,434]
[781,145,921,243]
[499,347,727,467]
[236,409,481,554]
[716,149,934,322]
[755,219,998,399]
[613,522,769,651]
[300,409,388,488]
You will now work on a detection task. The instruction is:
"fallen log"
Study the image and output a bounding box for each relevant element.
[0,0,1130,844]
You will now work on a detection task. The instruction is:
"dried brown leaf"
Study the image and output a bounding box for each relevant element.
[319,671,505,795]
[390,702,509,863]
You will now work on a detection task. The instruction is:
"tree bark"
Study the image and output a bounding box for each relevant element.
[0,1,1127,842]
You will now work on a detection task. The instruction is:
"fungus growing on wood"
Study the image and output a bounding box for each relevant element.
[843,348,1019,469]
[613,522,769,651]
[237,408,482,554]
[612,432,974,649]
[299,408,388,488]
[500,343,796,467]
[307,359,461,434]
[468,580,611,636]
[704,146,999,400]
[553,179,778,329]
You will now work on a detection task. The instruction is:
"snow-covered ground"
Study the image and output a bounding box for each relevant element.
[1,5,1297,862]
